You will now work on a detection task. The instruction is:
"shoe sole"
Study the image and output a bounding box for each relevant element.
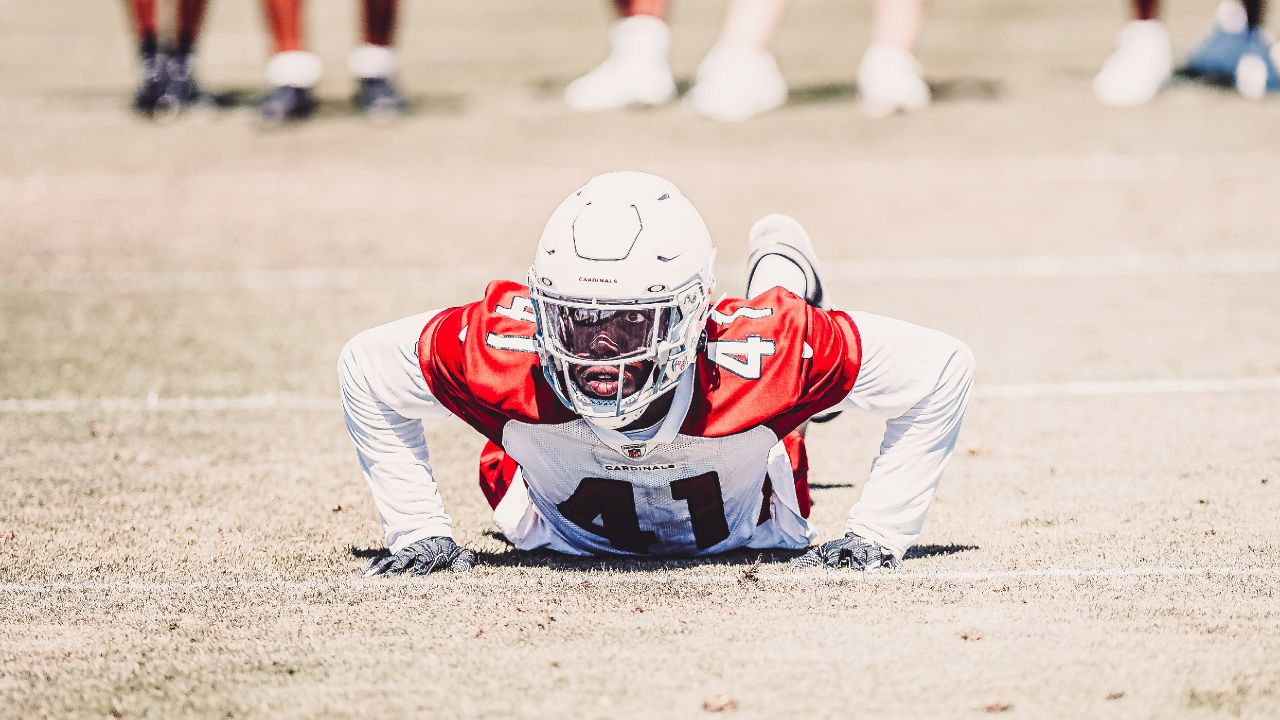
[685,85,787,123]
[860,93,932,117]
[564,78,676,112]
[565,91,676,112]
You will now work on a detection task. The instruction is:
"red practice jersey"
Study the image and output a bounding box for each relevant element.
[417,281,861,556]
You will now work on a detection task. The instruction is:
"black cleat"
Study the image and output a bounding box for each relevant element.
[259,85,316,124]
[134,52,212,121]
[132,52,169,117]
[155,53,213,120]
[161,53,211,110]
[791,532,901,571]
[353,77,405,118]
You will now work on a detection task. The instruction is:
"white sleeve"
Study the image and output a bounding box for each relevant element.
[337,310,457,553]
[834,311,976,559]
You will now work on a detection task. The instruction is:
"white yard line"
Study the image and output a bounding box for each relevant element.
[2,251,1279,293]
[821,252,1280,280]
[0,267,497,294]
[0,566,1277,593]
[0,393,333,413]
[2,151,1278,194]
[980,376,1280,399]
[2,376,1278,414]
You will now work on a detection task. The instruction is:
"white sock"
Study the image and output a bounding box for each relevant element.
[266,51,322,89]
[348,44,397,80]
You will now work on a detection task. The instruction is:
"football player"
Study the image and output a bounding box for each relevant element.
[122,0,211,119]
[564,0,931,120]
[259,0,404,122]
[340,171,975,576]
[1094,0,1279,105]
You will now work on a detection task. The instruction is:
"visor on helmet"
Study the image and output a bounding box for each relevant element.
[529,276,710,429]
[542,304,682,366]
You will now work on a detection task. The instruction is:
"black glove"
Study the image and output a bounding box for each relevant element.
[790,532,901,570]
[363,537,477,578]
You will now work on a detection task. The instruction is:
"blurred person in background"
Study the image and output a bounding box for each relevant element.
[565,0,930,122]
[259,0,404,122]
[1094,0,1280,105]
[123,0,211,118]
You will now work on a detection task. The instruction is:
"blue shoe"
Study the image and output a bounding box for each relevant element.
[1180,30,1250,86]
[1178,2,1251,85]
[1235,29,1280,97]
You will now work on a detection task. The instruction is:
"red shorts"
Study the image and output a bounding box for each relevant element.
[477,430,812,519]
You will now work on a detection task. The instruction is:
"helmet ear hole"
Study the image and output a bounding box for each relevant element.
[696,330,708,354]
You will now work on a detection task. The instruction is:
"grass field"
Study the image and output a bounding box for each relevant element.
[3,0,1280,717]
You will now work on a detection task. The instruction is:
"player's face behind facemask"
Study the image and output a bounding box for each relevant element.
[539,300,684,401]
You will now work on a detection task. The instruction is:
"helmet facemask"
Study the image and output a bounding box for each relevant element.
[530,274,710,430]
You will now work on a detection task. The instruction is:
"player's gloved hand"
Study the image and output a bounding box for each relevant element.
[362,537,478,578]
[790,532,901,571]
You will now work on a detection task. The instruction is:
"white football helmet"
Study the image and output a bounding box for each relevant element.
[529,171,716,430]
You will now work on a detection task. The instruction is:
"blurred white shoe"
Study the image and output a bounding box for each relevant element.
[857,45,931,118]
[686,45,788,122]
[1093,20,1172,107]
[564,16,676,111]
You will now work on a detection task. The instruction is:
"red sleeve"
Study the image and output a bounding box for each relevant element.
[775,300,861,436]
[418,281,576,446]
[682,288,860,439]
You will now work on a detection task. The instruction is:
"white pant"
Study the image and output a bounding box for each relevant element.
[837,311,975,557]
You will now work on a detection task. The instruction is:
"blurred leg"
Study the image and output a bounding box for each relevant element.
[870,0,925,53]
[352,0,405,115]
[362,0,397,46]
[615,0,668,18]
[563,0,676,111]
[124,0,167,114]
[260,0,320,122]
[161,0,211,109]
[176,0,208,54]
[858,0,931,117]
[263,0,305,52]
[716,0,788,50]
[1243,0,1265,27]
[124,0,159,53]
[1244,0,1264,26]
[1133,0,1160,21]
